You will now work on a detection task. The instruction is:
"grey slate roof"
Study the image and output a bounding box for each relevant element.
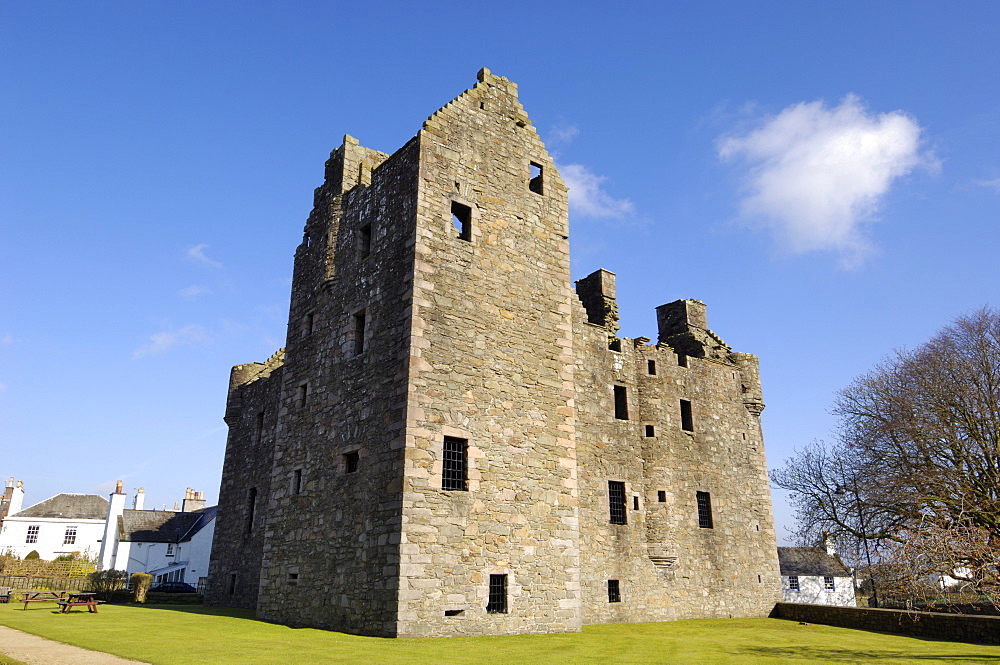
[118,506,216,543]
[777,547,852,577]
[15,493,108,520]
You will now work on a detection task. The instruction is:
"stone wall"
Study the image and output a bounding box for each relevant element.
[773,602,1000,645]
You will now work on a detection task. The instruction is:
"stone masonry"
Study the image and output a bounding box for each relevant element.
[205,69,782,636]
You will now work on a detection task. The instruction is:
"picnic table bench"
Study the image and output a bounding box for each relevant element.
[56,593,103,613]
[12,590,68,610]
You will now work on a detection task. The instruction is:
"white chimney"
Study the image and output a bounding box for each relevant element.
[98,481,127,570]
[133,487,145,510]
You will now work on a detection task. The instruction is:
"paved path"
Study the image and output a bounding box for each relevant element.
[0,625,149,665]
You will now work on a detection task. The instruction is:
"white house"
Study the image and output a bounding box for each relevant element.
[778,538,856,607]
[0,479,108,560]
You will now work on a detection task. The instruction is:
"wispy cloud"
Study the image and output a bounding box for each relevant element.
[975,178,1000,193]
[132,324,207,359]
[549,120,580,145]
[185,244,222,268]
[718,94,934,267]
[179,285,210,299]
[560,163,635,220]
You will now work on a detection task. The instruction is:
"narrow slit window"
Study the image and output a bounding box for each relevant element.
[302,312,314,338]
[645,424,655,437]
[608,481,627,525]
[297,384,308,408]
[614,385,629,420]
[696,491,713,529]
[680,399,694,432]
[359,223,372,257]
[607,579,621,603]
[246,487,257,534]
[451,201,472,241]
[255,411,265,443]
[344,451,360,473]
[633,495,640,511]
[529,162,543,194]
[487,574,507,613]
[442,437,468,491]
[657,490,666,503]
[354,310,367,355]
[647,359,657,375]
[292,469,302,494]
[677,354,688,368]
[228,573,237,595]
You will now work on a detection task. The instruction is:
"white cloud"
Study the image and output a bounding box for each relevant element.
[560,163,635,220]
[975,178,1000,193]
[179,285,210,299]
[549,121,580,145]
[185,244,222,268]
[132,324,207,359]
[718,94,932,267]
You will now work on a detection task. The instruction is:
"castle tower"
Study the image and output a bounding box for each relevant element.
[206,70,780,637]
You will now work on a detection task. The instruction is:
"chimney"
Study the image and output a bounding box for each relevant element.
[822,531,837,556]
[98,480,128,570]
[1,478,25,519]
[133,487,145,511]
[182,488,206,513]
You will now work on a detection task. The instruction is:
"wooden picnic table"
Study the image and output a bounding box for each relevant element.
[11,590,69,610]
[57,592,102,613]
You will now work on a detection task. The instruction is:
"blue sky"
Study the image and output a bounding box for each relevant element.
[3,2,998,542]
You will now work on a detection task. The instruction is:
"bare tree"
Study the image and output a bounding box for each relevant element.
[773,308,1000,607]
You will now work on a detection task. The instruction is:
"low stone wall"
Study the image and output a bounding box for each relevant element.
[772,602,1000,645]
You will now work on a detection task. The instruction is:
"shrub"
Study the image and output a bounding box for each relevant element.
[24,551,39,560]
[89,569,129,601]
[131,572,153,603]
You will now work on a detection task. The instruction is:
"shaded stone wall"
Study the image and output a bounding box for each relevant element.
[773,602,1000,645]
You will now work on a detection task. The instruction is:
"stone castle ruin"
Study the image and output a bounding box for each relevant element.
[205,69,781,637]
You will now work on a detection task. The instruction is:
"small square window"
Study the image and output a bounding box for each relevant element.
[608,338,622,352]
[529,162,543,194]
[696,491,713,529]
[487,574,507,613]
[647,359,657,375]
[344,451,360,473]
[788,575,800,592]
[644,424,655,437]
[287,573,299,584]
[657,490,666,502]
[824,576,835,591]
[607,579,621,603]
[451,201,472,241]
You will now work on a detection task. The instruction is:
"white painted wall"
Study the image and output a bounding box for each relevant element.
[0,516,104,560]
[782,575,856,607]
[122,517,215,587]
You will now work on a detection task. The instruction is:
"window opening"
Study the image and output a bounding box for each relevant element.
[608,338,621,352]
[614,385,629,420]
[608,579,621,603]
[632,495,640,511]
[255,411,265,442]
[644,424,655,437]
[487,574,508,613]
[696,491,713,529]
[63,526,77,545]
[657,490,666,503]
[287,573,299,584]
[26,525,39,544]
[354,311,367,355]
[246,487,257,534]
[297,384,308,409]
[445,609,465,616]
[647,359,656,375]
[788,576,800,591]
[359,223,372,257]
[608,481,627,525]
[824,576,835,591]
[442,437,468,491]
[292,469,302,494]
[166,543,174,557]
[451,201,472,241]
[677,354,688,368]
[529,162,543,194]
[680,399,694,432]
[228,573,237,595]
[344,451,360,474]
[302,312,314,338]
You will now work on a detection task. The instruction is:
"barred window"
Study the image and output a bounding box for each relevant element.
[487,574,507,613]
[696,491,713,529]
[442,437,468,491]
[26,525,39,544]
[63,526,77,545]
[824,576,835,591]
[608,481,627,525]
[788,575,800,591]
[607,579,621,603]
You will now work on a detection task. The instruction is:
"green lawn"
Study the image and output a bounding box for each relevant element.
[1,603,999,665]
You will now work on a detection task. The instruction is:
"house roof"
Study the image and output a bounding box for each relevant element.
[777,547,852,577]
[118,506,216,543]
[14,493,108,520]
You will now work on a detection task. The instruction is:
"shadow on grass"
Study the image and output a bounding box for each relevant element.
[118,603,256,619]
[737,645,998,661]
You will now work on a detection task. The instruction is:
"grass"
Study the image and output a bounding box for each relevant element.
[1,603,999,665]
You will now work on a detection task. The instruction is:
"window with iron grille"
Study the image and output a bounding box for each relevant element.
[486,574,507,613]
[696,491,713,529]
[608,481,627,525]
[26,525,39,544]
[788,575,800,591]
[442,437,468,491]
[607,579,621,603]
[824,576,835,591]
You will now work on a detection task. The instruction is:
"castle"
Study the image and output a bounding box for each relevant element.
[205,69,781,637]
